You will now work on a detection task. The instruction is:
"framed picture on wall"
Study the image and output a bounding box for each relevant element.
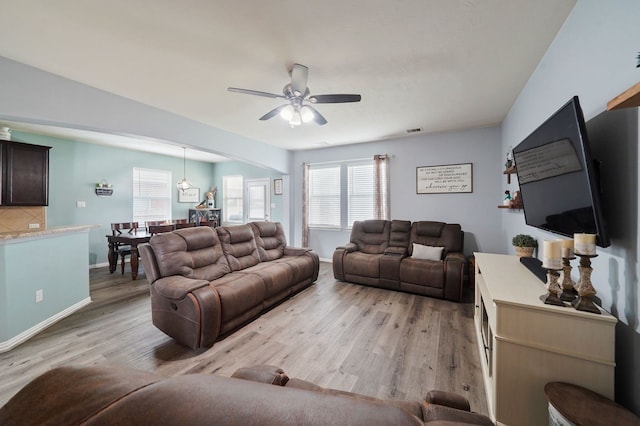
[178,187,200,203]
[274,178,283,195]
[416,163,473,194]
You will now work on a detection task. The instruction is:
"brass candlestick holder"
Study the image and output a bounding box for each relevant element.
[572,254,600,314]
[559,256,578,302]
[540,267,567,306]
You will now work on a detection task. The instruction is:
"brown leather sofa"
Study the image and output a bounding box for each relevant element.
[333,220,465,301]
[139,221,319,349]
[0,365,494,425]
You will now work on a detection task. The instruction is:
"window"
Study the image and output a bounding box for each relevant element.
[307,158,388,229]
[348,162,375,225]
[223,175,243,223]
[308,165,341,228]
[133,167,172,224]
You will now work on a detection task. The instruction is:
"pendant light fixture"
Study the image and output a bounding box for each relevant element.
[176,147,193,192]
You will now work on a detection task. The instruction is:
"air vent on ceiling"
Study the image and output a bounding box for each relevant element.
[406,127,423,134]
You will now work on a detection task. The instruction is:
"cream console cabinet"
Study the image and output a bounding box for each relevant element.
[473,253,616,426]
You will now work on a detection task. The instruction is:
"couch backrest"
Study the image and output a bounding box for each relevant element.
[389,220,412,249]
[149,226,230,281]
[250,221,287,261]
[408,221,463,256]
[350,220,391,254]
[217,224,262,271]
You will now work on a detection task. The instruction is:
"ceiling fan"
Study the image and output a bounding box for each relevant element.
[228,63,361,127]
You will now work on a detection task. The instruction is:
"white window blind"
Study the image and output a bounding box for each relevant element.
[223,175,243,223]
[132,167,172,224]
[308,165,341,227]
[348,162,376,225]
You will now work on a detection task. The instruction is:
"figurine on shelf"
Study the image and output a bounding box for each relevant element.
[510,190,523,209]
[503,190,512,206]
[505,148,514,169]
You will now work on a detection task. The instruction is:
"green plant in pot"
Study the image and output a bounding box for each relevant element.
[512,234,537,257]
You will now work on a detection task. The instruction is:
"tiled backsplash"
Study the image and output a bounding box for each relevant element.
[0,206,46,233]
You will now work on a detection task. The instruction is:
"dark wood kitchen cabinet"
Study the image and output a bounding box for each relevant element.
[0,140,51,206]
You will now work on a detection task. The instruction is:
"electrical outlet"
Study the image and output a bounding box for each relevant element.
[29,223,40,229]
[76,201,86,208]
[35,289,43,303]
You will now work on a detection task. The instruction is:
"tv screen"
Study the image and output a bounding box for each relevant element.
[512,96,610,248]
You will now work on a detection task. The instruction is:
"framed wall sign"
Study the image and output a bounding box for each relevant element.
[273,178,283,195]
[178,187,200,203]
[416,163,473,194]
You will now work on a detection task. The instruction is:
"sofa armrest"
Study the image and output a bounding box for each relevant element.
[335,242,358,253]
[422,403,495,425]
[443,252,466,302]
[284,246,311,256]
[153,276,211,300]
[444,252,465,263]
[425,390,470,411]
[231,365,289,386]
[384,246,407,257]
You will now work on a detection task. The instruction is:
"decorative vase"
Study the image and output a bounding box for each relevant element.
[515,246,535,257]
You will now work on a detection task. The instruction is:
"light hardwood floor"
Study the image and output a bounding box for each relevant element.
[0,262,488,415]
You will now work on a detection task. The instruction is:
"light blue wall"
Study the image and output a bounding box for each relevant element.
[0,56,290,173]
[500,0,640,413]
[291,126,502,259]
[211,161,286,226]
[11,130,216,266]
[0,231,90,343]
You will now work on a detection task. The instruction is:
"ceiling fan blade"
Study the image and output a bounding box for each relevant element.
[305,105,328,125]
[308,94,361,104]
[259,104,288,121]
[228,87,284,99]
[290,64,309,96]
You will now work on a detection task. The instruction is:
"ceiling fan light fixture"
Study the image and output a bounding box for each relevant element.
[300,105,314,123]
[280,105,294,121]
[289,111,302,127]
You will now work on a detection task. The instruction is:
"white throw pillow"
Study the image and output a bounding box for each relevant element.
[412,243,444,261]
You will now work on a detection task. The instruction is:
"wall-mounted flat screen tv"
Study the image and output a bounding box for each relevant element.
[512,96,610,248]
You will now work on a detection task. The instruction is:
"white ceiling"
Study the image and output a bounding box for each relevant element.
[0,0,576,159]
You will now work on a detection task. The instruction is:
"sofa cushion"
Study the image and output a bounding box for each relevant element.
[217,224,262,271]
[250,221,286,261]
[149,226,230,281]
[350,220,391,254]
[400,257,444,288]
[409,222,463,256]
[412,244,444,261]
[344,252,383,278]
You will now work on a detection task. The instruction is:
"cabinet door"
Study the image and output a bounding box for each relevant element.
[1,141,50,206]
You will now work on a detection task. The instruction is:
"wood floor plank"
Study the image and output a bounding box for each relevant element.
[0,262,488,417]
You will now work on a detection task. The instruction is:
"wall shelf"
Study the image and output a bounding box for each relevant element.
[503,165,516,184]
[607,81,640,110]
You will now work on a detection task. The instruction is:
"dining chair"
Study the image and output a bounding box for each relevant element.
[110,222,138,274]
[173,218,189,224]
[148,224,176,235]
[174,221,196,229]
[145,220,170,232]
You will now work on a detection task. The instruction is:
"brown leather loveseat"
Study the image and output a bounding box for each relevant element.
[0,365,494,425]
[139,221,319,349]
[333,220,465,301]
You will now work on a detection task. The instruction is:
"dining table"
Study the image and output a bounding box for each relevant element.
[106,230,153,280]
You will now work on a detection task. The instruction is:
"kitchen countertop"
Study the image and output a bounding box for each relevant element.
[0,225,99,242]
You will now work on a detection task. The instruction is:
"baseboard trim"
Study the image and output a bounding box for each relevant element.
[0,297,92,353]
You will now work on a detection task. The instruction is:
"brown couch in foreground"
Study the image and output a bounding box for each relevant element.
[0,365,494,425]
[333,220,466,301]
[139,221,319,349]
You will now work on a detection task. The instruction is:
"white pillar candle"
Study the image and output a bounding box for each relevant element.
[542,240,562,269]
[560,238,574,258]
[574,233,596,255]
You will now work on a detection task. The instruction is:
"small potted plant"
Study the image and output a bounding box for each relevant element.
[512,234,537,257]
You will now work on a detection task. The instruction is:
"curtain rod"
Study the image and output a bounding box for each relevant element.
[301,155,387,167]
